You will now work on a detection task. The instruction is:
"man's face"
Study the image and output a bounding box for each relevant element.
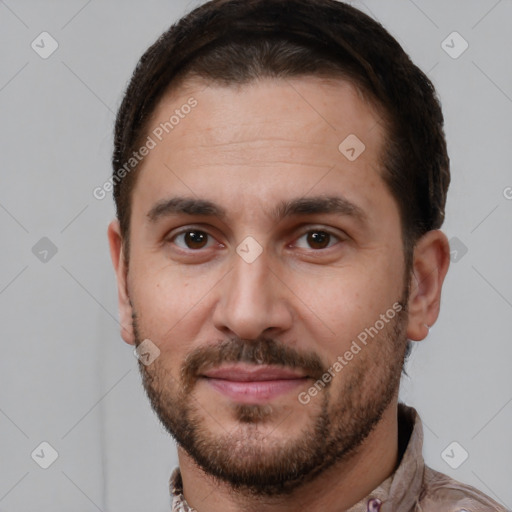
[119,77,411,494]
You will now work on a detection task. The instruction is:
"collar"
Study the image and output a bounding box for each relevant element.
[169,403,425,512]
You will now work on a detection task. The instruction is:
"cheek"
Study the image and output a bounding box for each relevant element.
[132,257,232,360]
[129,265,216,352]
[288,258,402,350]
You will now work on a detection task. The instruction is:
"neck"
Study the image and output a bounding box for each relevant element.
[177,401,400,512]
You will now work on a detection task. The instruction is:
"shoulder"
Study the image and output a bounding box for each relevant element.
[416,465,510,512]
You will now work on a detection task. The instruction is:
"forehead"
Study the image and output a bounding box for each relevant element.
[148,75,384,155]
[131,75,391,223]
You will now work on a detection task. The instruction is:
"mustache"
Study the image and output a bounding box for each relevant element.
[181,337,327,392]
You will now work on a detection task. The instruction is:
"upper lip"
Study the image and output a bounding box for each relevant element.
[201,364,308,382]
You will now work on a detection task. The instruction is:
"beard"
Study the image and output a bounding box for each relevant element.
[132,292,410,497]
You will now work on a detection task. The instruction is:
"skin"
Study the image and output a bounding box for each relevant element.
[108,76,450,511]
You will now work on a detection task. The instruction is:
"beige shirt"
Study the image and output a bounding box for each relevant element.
[169,403,509,512]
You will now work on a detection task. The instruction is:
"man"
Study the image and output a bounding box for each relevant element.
[107,0,508,510]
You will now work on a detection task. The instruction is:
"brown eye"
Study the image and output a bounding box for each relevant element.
[295,230,340,250]
[173,230,212,250]
[307,231,330,249]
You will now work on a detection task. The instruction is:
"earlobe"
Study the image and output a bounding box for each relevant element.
[107,219,136,345]
[406,230,450,342]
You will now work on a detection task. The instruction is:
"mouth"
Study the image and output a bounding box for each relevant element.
[200,364,310,403]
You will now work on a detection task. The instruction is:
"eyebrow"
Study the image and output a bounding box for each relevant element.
[146,195,368,225]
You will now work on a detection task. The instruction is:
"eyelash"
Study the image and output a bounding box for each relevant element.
[167,226,345,252]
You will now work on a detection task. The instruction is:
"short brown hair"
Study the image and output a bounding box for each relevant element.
[113,0,449,264]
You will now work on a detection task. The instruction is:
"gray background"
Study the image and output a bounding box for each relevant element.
[1,0,511,510]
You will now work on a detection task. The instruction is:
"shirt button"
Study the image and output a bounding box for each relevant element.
[367,498,382,511]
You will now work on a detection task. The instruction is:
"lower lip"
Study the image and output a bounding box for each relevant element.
[203,377,307,403]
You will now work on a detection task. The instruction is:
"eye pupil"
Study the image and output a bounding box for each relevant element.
[185,230,207,249]
[307,231,330,249]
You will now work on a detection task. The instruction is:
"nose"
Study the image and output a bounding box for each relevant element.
[212,246,293,340]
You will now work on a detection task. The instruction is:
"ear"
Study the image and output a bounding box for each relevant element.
[107,219,135,345]
[406,229,450,341]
